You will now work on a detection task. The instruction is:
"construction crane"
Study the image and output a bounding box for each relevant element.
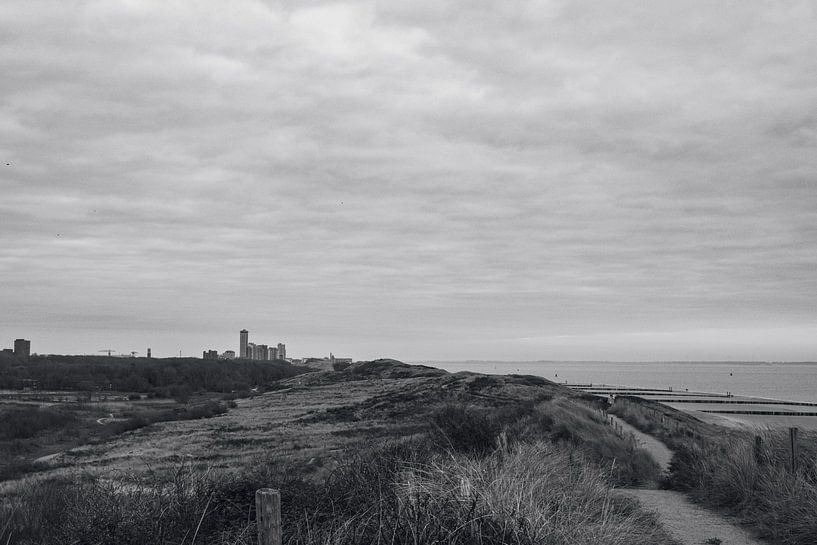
[98,349,116,356]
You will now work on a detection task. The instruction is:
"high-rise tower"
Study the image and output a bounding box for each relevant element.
[277,343,286,360]
[239,330,248,359]
[14,339,30,358]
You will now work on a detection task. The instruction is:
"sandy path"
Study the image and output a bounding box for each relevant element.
[618,489,763,545]
[610,414,673,474]
[611,414,764,545]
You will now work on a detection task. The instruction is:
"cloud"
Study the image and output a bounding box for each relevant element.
[1,0,816,360]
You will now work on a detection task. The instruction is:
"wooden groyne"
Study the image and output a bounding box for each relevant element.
[570,383,817,420]
[701,409,817,416]
[650,398,817,407]
[568,385,674,392]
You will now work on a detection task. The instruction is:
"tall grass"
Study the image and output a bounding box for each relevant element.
[610,400,817,545]
[1,400,672,545]
[283,440,674,545]
[667,429,817,545]
[396,442,672,545]
[506,399,661,486]
[1,464,230,544]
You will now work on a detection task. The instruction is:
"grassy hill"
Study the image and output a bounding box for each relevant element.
[0,359,677,545]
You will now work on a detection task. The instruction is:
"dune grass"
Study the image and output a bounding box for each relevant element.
[0,398,671,544]
[1,439,674,545]
[610,399,817,545]
[666,428,817,545]
[282,439,673,545]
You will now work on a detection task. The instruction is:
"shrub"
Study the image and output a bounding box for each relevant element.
[0,407,77,440]
[107,401,232,436]
[428,404,501,454]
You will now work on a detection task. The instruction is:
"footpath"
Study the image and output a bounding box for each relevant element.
[609,415,764,545]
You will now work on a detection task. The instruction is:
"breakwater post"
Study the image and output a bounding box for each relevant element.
[256,488,282,545]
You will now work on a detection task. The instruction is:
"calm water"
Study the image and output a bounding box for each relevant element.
[416,361,817,403]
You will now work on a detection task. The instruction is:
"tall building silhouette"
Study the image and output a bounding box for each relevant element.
[14,339,30,358]
[277,343,286,360]
[240,329,248,359]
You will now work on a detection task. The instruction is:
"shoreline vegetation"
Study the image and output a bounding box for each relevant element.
[0,357,812,543]
[609,397,817,545]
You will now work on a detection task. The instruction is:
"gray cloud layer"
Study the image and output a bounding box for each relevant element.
[2,0,816,359]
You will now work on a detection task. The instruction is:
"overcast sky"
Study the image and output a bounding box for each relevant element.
[2,1,816,361]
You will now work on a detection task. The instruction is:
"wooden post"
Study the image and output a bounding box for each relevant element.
[256,488,281,545]
[789,427,799,473]
[753,435,763,464]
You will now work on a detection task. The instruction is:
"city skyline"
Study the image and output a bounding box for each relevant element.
[2,2,816,362]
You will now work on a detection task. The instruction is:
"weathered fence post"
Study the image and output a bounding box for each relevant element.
[789,427,799,473]
[256,488,281,545]
[753,435,763,464]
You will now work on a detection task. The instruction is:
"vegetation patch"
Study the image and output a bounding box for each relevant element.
[0,360,676,544]
[0,354,310,395]
[0,406,78,441]
[0,437,676,545]
[611,398,817,545]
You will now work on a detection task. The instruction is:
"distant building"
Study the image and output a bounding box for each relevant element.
[236,330,290,361]
[1,348,13,354]
[203,350,219,360]
[329,352,353,370]
[240,329,249,358]
[221,350,235,360]
[147,348,152,358]
[14,339,30,358]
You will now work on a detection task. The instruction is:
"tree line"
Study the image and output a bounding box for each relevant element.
[0,354,310,395]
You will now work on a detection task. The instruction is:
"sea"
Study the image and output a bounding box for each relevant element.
[415,361,817,404]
